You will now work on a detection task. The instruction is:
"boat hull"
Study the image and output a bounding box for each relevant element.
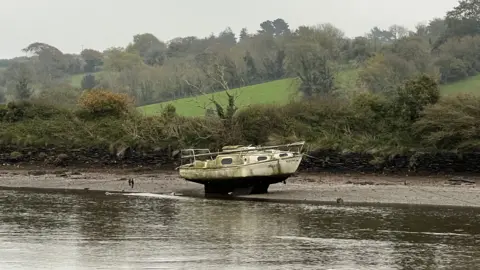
[179,155,302,195]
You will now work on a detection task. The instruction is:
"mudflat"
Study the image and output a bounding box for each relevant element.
[0,168,479,208]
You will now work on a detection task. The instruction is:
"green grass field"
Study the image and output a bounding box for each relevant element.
[70,72,103,88]
[139,68,360,117]
[139,78,301,117]
[70,74,84,88]
[440,75,480,96]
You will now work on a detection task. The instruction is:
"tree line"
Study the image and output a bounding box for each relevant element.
[1,0,480,108]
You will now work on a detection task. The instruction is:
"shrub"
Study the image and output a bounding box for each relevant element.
[234,104,293,145]
[393,74,440,125]
[414,94,480,150]
[78,89,134,117]
[0,101,65,122]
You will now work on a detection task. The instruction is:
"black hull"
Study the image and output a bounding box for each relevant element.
[185,174,292,195]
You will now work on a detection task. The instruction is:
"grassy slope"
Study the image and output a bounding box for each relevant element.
[139,68,360,117]
[66,68,480,116]
[140,78,300,117]
[70,72,104,88]
[440,75,480,96]
[70,73,84,88]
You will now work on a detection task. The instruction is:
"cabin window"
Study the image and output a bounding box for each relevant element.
[257,156,268,161]
[279,153,288,157]
[221,158,233,165]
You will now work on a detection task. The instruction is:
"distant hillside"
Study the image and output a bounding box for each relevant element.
[65,69,480,117]
[138,68,359,116]
[139,79,299,117]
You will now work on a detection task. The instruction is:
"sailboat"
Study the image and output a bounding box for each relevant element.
[177,141,305,195]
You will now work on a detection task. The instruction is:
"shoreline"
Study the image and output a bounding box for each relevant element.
[0,168,479,208]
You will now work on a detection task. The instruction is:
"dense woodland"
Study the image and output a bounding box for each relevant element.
[1,0,480,169]
[1,0,480,106]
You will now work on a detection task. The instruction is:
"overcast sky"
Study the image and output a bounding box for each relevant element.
[0,0,459,59]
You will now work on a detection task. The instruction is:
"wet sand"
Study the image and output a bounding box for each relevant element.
[0,168,479,207]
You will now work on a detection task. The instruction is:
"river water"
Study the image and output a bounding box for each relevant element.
[0,190,479,270]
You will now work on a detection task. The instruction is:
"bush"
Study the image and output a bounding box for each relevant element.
[35,84,82,108]
[234,104,293,145]
[0,101,65,122]
[414,94,480,150]
[78,89,134,118]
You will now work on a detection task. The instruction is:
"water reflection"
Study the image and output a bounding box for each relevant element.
[0,190,479,269]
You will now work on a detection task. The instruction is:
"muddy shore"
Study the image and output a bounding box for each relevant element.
[0,168,479,208]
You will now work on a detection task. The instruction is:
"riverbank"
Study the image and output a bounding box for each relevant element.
[0,168,479,208]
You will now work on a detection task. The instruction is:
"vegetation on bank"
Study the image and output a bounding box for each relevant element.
[1,75,479,168]
[140,72,480,116]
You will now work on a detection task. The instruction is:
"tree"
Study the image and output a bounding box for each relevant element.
[367,27,396,52]
[243,51,258,83]
[126,33,167,66]
[239,28,249,41]
[389,36,433,73]
[0,87,5,103]
[81,49,103,72]
[446,0,480,37]
[166,36,208,58]
[394,74,440,124]
[417,18,447,45]
[358,52,417,93]
[103,47,143,72]
[217,27,237,47]
[81,74,96,90]
[22,42,66,80]
[262,50,286,80]
[272,18,291,36]
[15,77,32,100]
[388,24,410,40]
[194,51,242,90]
[258,19,290,36]
[127,34,165,56]
[259,20,275,35]
[5,62,35,100]
[347,36,373,62]
[287,43,336,97]
[434,35,480,82]
[435,0,480,47]
[294,24,346,61]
